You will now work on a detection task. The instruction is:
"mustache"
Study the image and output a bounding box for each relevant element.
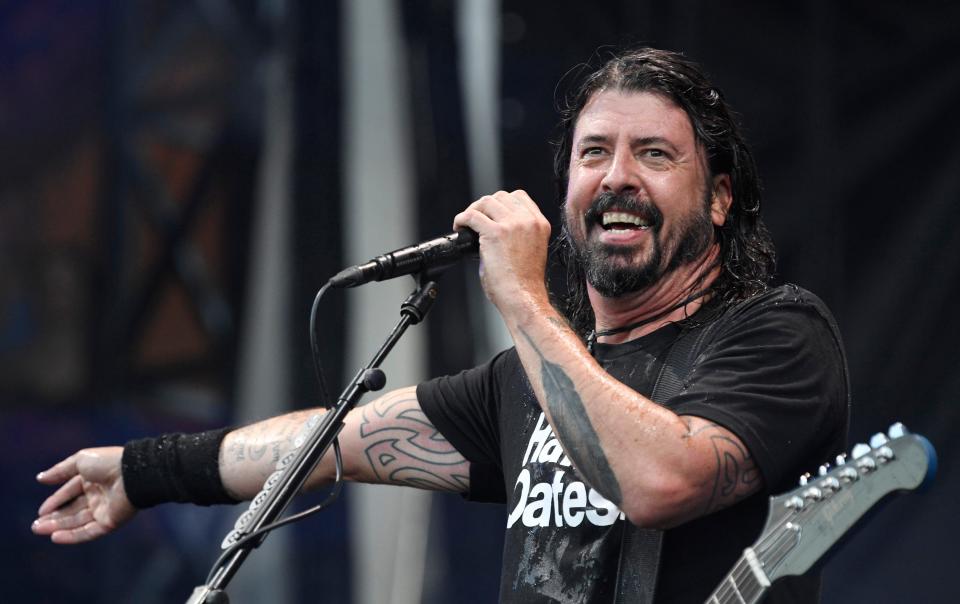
[582,192,664,231]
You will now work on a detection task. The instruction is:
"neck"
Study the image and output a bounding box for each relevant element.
[588,244,721,344]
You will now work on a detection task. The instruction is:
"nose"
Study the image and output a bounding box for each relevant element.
[600,149,642,195]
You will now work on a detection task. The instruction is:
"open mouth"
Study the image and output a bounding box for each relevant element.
[600,211,652,233]
[580,192,663,239]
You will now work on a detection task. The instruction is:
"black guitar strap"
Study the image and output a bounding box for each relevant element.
[613,321,712,604]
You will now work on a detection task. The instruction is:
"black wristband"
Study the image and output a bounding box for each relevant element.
[121,428,239,508]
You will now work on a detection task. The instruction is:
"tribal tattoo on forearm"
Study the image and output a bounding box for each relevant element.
[518,328,623,504]
[359,391,469,492]
[682,418,761,515]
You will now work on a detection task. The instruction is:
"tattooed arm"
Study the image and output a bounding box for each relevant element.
[220,386,469,499]
[453,190,762,529]
[33,387,468,544]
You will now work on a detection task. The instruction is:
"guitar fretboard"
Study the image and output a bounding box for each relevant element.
[705,549,768,604]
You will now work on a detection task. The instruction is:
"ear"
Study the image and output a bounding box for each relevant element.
[709,174,733,227]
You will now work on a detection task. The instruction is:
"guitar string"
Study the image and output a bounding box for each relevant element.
[716,443,898,603]
[710,526,781,603]
[720,559,749,603]
[711,562,740,603]
[751,495,821,582]
[733,558,761,603]
[730,557,761,603]
[752,442,898,565]
[716,505,804,603]
[713,483,826,604]
[712,557,759,604]
[706,485,826,604]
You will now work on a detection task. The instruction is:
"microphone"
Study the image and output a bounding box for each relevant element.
[329,229,479,288]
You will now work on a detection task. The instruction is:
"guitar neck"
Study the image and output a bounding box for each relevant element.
[705,549,769,604]
[703,428,936,604]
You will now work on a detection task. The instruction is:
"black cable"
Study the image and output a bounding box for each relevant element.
[309,280,333,407]
[202,279,344,586]
[204,438,344,585]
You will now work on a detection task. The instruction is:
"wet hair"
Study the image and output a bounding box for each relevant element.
[552,46,777,336]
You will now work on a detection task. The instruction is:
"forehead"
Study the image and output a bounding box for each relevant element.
[572,89,696,147]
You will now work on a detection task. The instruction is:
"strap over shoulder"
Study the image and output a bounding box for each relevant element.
[613,320,713,603]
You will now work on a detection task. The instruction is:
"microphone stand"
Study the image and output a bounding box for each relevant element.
[187,276,441,603]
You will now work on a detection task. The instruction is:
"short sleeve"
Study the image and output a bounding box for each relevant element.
[417,349,516,502]
[668,289,849,491]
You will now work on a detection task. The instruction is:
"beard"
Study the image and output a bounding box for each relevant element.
[563,190,714,298]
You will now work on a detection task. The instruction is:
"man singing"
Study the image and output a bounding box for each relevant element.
[34,47,849,603]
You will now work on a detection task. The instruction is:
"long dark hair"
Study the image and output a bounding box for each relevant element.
[552,47,777,336]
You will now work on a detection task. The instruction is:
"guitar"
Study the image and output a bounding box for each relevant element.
[704,423,937,604]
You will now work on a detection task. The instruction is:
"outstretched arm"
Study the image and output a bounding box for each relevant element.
[33,386,468,544]
[220,386,469,498]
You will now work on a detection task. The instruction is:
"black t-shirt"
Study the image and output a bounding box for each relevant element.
[417,284,849,603]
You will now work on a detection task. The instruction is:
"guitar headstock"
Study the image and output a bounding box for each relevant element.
[757,423,936,582]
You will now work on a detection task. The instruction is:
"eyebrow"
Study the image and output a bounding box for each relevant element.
[576,134,612,146]
[632,136,677,150]
[575,134,679,151]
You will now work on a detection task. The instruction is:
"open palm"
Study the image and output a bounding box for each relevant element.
[33,447,137,544]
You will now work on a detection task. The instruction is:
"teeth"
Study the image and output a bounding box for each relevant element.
[601,212,649,228]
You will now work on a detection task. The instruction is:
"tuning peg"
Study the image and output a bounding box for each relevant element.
[888,422,908,439]
[784,495,805,510]
[799,472,811,486]
[837,467,859,482]
[851,443,871,459]
[820,476,841,493]
[875,446,895,464]
[835,453,847,466]
[818,464,830,476]
[869,432,889,448]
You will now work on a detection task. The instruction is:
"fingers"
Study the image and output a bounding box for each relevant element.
[452,201,496,233]
[50,520,110,545]
[453,195,503,235]
[33,492,98,545]
[37,474,85,516]
[504,189,541,217]
[36,453,79,486]
[33,496,93,536]
[33,446,130,545]
[35,507,110,545]
[452,190,548,236]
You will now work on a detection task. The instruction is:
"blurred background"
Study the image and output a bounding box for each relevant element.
[3,0,958,602]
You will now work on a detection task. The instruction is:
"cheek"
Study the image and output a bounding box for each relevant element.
[563,181,590,220]
[566,163,601,200]
[562,203,582,236]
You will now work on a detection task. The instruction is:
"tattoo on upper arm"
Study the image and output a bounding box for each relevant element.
[358,392,469,492]
[518,328,623,504]
[682,417,762,515]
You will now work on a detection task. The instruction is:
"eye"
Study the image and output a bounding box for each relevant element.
[582,146,605,157]
[645,148,666,158]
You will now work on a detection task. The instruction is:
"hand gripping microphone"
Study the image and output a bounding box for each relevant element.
[329,229,479,288]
